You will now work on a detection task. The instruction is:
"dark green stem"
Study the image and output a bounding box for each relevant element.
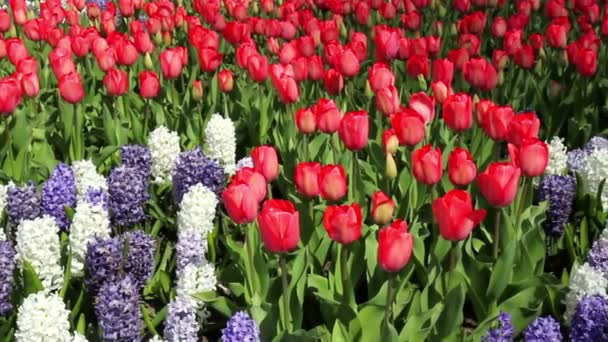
[351,151,359,202]
[279,254,291,331]
[449,241,457,273]
[493,209,501,260]
[246,225,257,297]
[384,273,395,325]
[341,245,355,308]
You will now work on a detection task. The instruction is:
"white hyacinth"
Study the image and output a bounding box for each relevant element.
[177,183,218,239]
[236,156,254,172]
[563,263,608,322]
[175,262,217,303]
[545,137,568,175]
[204,113,236,175]
[72,333,89,342]
[580,147,608,209]
[148,126,181,184]
[72,160,107,198]
[15,292,72,342]
[16,216,64,291]
[148,336,166,342]
[0,182,10,217]
[69,201,111,277]
[0,230,5,241]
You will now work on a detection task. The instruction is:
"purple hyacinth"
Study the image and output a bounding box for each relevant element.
[176,229,206,274]
[588,239,608,277]
[0,241,16,316]
[95,276,143,342]
[7,184,40,225]
[221,311,260,342]
[108,166,149,227]
[85,237,123,295]
[482,311,514,342]
[122,231,156,290]
[570,294,608,342]
[164,298,199,342]
[121,145,152,178]
[86,0,111,10]
[538,175,576,237]
[172,148,225,203]
[84,187,109,211]
[41,163,77,230]
[567,149,587,173]
[523,316,563,342]
[583,137,608,153]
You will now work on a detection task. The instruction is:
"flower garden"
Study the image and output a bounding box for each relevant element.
[0,0,607,340]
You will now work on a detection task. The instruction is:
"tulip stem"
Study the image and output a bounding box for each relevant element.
[303,134,310,161]
[246,226,258,298]
[449,241,457,273]
[279,254,291,331]
[493,209,501,260]
[340,245,356,309]
[384,273,395,325]
[330,134,338,163]
[351,151,359,203]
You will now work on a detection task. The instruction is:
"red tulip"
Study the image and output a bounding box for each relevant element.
[307,55,324,80]
[463,58,498,91]
[382,129,399,154]
[338,48,360,77]
[138,71,159,99]
[443,93,473,132]
[294,162,321,198]
[279,41,299,65]
[477,162,521,207]
[406,54,430,79]
[198,48,223,72]
[247,54,269,82]
[192,80,203,100]
[114,38,138,66]
[0,77,22,114]
[504,30,523,55]
[270,64,299,104]
[513,45,535,69]
[431,81,452,103]
[222,183,259,224]
[339,110,369,151]
[16,57,37,75]
[508,138,549,177]
[314,98,341,133]
[546,23,568,48]
[0,10,10,33]
[492,50,509,70]
[447,48,470,70]
[324,68,344,95]
[251,145,279,182]
[432,58,454,85]
[491,16,507,37]
[377,220,413,272]
[482,105,514,141]
[118,0,134,16]
[412,145,443,185]
[448,148,477,186]
[375,85,400,116]
[257,199,300,253]
[354,2,370,25]
[58,72,85,104]
[371,191,395,225]
[295,108,316,134]
[232,167,267,202]
[374,25,400,62]
[368,63,394,93]
[459,34,480,56]
[573,47,597,77]
[507,112,540,146]
[391,109,426,146]
[49,47,76,79]
[319,164,347,201]
[432,190,486,241]
[322,203,362,244]
[19,72,39,98]
[474,99,495,126]
[134,31,154,54]
[103,68,129,96]
[409,91,435,123]
[159,48,183,80]
[218,69,234,92]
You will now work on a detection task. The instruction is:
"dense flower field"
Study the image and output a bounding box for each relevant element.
[0,0,608,340]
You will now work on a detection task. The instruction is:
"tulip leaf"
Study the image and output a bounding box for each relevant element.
[486,241,516,301]
[22,261,44,295]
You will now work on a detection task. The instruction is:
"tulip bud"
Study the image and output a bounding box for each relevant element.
[417,74,427,90]
[153,32,162,45]
[438,4,447,17]
[382,129,399,154]
[162,31,172,46]
[192,80,203,101]
[371,191,395,225]
[218,69,234,92]
[386,154,397,179]
[498,70,504,85]
[144,53,153,69]
[365,80,374,98]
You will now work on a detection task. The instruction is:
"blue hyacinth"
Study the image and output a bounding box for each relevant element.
[221,311,260,342]
[523,316,562,342]
[482,311,514,342]
[164,297,200,342]
[7,184,40,225]
[108,166,149,227]
[172,148,225,203]
[175,229,206,275]
[0,241,16,316]
[95,276,143,341]
[587,238,608,277]
[122,231,156,290]
[41,163,77,230]
[538,175,576,237]
[121,145,152,178]
[570,294,608,342]
[85,237,123,295]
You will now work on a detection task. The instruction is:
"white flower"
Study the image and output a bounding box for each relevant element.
[69,201,111,277]
[0,183,10,217]
[563,263,607,322]
[580,147,608,208]
[177,183,218,239]
[72,333,89,342]
[602,223,608,240]
[72,160,107,198]
[15,292,72,342]
[148,335,166,342]
[148,126,181,184]
[545,137,568,175]
[176,262,217,303]
[236,157,254,171]
[0,230,5,241]
[16,216,64,291]
[204,113,236,175]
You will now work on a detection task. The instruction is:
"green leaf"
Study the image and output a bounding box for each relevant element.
[486,241,516,301]
[76,314,86,334]
[22,261,44,295]
[331,321,349,342]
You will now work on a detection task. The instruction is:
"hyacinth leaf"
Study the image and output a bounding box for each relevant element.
[580,217,589,257]
[150,305,167,328]
[330,320,348,342]
[486,241,516,301]
[21,261,44,295]
[76,314,86,334]
[59,248,72,299]
[69,286,86,325]
[499,285,543,332]
[141,304,159,336]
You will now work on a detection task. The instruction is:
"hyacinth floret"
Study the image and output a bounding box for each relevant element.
[164,297,200,342]
[41,163,77,230]
[108,165,149,227]
[69,200,111,277]
[0,183,10,218]
[482,311,514,342]
[176,229,206,275]
[563,263,607,322]
[172,148,225,203]
[121,144,152,178]
[147,126,181,184]
[72,159,107,198]
[587,238,608,277]
[176,262,217,302]
[538,175,576,237]
[523,316,563,342]
[583,136,608,154]
[85,237,123,295]
[122,230,156,290]
[204,113,237,175]
[177,183,218,238]
[570,294,608,342]
[15,292,72,342]
[545,137,568,175]
[84,186,109,210]
[95,276,144,342]
[236,157,254,172]
[567,149,587,174]
[579,147,608,209]
[7,183,41,225]
[0,240,16,316]
[221,311,261,342]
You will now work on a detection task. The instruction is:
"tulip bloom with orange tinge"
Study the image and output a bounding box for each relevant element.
[412,145,443,185]
[443,93,473,132]
[432,190,486,241]
[294,162,321,198]
[139,71,159,99]
[448,148,477,186]
[375,85,400,116]
[251,145,279,182]
[371,191,395,225]
[323,203,362,244]
[222,183,259,224]
[508,139,549,177]
[377,220,413,272]
[257,199,300,253]
[319,164,347,201]
[232,167,267,203]
[103,68,129,96]
[339,110,369,151]
[58,72,85,104]
[218,69,234,92]
[477,162,521,207]
[295,108,316,134]
[391,109,426,146]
